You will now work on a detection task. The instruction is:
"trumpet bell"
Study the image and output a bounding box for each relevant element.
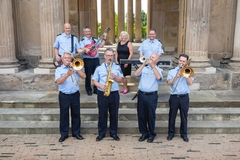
[72,58,84,70]
[139,56,147,63]
[180,66,194,78]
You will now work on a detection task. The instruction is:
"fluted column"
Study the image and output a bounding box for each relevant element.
[184,0,211,68]
[147,0,153,35]
[90,0,98,37]
[79,0,90,37]
[0,0,19,73]
[101,0,115,44]
[127,0,133,42]
[135,0,142,42]
[229,0,240,70]
[118,0,125,37]
[34,0,64,73]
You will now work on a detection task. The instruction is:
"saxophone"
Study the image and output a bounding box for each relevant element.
[104,61,114,97]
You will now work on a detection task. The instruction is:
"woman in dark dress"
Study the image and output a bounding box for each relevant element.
[115,31,133,94]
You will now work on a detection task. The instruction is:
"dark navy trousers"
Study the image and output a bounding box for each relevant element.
[97,91,119,136]
[83,58,100,93]
[59,91,81,137]
[137,91,158,138]
[168,94,189,137]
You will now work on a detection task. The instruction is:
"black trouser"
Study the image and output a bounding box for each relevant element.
[168,94,189,137]
[137,91,158,138]
[59,91,81,137]
[83,58,100,93]
[97,91,119,136]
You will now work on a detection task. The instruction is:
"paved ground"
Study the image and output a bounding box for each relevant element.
[0,134,240,160]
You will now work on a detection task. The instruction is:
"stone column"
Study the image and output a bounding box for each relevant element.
[184,0,211,69]
[79,0,90,37]
[135,0,142,42]
[89,0,98,37]
[118,0,125,37]
[229,0,240,70]
[101,0,115,44]
[34,0,64,73]
[147,0,153,35]
[0,0,19,73]
[127,0,133,42]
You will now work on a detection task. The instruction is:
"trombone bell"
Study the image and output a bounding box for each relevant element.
[72,58,84,70]
[180,66,194,78]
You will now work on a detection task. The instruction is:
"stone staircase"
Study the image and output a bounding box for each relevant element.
[0,90,240,134]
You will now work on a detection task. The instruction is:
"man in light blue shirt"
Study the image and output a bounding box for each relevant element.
[55,51,86,142]
[135,53,163,143]
[92,48,123,142]
[53,23,82,67]
[138,29,164,59]
[166,53,194,143]
[79,27,107,96]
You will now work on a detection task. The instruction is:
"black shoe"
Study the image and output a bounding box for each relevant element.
[87,91,92,96]
[96,135,105,141]
[181,136,189,142]
[138,135,149,142]
[167,135,174,141]
[93,90,98,94]
[110,135,120,141]
[147,137,154,143]
[59,136,68,142]
[73,134,84,140]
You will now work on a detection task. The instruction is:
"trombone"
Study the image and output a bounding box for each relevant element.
[67,58,84,86]
[170,59,194,93]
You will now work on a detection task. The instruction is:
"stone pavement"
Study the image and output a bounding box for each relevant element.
[0,134,240,160]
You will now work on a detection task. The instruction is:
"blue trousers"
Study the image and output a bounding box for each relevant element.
[137,91,158,138]
[97,91,119,136]
[168,94,189,137]
[83,58,100,93]
[59,91,81,137]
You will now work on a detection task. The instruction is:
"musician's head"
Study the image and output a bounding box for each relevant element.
[63,23,71,36]
[178,53,189,68]
[148,29,157,40]
[62,51,73,66]
[104,48,115,64]
[149,53,159,64]
[119,31,129,42]
[83,26,91,38]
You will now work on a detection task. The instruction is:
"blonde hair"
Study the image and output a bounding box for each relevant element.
[119,31,129,41]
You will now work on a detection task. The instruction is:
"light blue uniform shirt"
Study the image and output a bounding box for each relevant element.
[136,65,163,92]
[138,38,164,59]
[55,64,81,94]
[167,66,194,95]
[79,36,101,59]
[92,62,124,91]
[53,33,80,57]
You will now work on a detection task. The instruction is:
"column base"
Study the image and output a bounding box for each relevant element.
[228,62,240,71]
[34,68,55,74]
[0,68,19,73]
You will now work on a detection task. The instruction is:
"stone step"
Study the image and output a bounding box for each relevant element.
[0,120,239,134]
[1,108,240,122]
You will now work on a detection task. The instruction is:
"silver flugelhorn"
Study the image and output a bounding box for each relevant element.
[139,56,147,63]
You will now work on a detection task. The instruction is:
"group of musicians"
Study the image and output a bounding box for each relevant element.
[54,23,194,143]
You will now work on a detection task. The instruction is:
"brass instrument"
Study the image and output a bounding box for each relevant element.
[69,58,84,85]
[139,56,147,63]
[170,59,194,93]
[104,61,114,97]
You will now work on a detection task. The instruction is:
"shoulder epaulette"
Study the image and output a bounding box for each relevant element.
[169,67,175,70]
[81,38,85,41]
[92,37,97,42]
[72,34,77,38]
[57,33,61,36]
[158,39,162,43]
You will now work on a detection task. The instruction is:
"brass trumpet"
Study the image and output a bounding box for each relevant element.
[139,56,147,63]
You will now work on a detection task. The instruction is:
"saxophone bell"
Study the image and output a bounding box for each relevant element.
[103,61,114,97]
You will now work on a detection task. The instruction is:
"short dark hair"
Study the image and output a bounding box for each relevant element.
[179,53,189,60]
[104,48,115,54]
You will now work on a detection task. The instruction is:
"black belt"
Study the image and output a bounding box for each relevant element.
[171,94,188,98]
[60,91,79,96]
[98,90,118,93]
[139,90,157,95]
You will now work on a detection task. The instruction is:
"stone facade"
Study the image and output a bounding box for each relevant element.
[1,0,240,91]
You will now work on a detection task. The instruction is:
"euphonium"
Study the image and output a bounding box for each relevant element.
[104,61,114,97]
